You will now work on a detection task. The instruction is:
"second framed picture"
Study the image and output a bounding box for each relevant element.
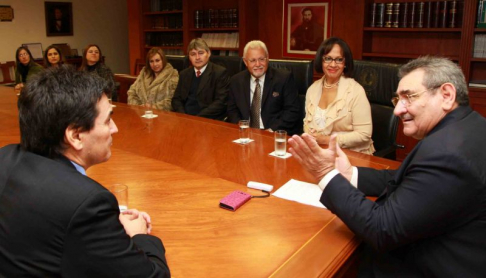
[283,0,332,59]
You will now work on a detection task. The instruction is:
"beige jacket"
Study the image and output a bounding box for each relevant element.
[303,76,375,154]
[127,63,179,111]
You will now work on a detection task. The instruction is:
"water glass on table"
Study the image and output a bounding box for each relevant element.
[108,184,128,212]
[239,120,250,143]
[274,130,287,156]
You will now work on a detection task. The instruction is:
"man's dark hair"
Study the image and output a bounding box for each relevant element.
[314,37,354,77]
[302,7,312,15]
[18,65,109,158]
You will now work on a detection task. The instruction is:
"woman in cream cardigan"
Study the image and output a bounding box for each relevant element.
[128,47,179,111]
[303,37,375,154]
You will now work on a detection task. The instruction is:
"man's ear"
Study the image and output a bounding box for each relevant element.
[64,125,83,151]
[440,83,457,111]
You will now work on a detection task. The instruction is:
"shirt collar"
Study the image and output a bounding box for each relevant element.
[251,73,266,84]
[194,63,208,75]
[70,161,87,176]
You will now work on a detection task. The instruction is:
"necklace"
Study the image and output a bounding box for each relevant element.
[323,77,339,89]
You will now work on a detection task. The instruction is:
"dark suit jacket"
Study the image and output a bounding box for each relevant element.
[227,67,301,135]
[0,145,170,277]
[171,62,229,121]
[321,106,486,277]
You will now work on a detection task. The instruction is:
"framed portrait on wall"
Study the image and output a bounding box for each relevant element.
[282,0,332,59]
[45,2,73,37]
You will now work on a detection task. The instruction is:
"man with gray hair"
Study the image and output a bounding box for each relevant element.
[228,40,301,135]
[172,38,230,121]
[288,56,486,276]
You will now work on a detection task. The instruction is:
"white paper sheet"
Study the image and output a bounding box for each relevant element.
[272,179,326,209]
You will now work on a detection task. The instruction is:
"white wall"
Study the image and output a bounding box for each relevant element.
[0,0,129,73]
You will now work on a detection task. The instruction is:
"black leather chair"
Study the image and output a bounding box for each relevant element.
[352,60,404,160]
[268,59,314,134]
[166,55,189,73]
[209,55,244,78]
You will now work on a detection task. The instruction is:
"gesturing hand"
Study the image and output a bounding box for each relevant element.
[334,141,353,182]
[288,133,338,182]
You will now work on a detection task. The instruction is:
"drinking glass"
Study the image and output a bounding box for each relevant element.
[274,130,287,156]
[108,184,128,212]
[239,120,250,143]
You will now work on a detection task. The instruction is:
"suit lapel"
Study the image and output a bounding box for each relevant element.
[196,62,212,96]
[181,69,194,99]
[243,71,251,113]
[261,67,273,107]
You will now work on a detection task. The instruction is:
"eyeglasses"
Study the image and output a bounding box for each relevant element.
[391,89,429,107]
[18,53,29,58]
[322,56,344,64]
[245,57,267,64]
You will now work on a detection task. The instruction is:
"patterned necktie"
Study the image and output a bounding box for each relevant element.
[196,70,201,78]
[250,78,261,128]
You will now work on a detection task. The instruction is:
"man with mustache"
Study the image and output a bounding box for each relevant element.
[288,56,486,276]
[290,7,324,51]
[172,38,230,121]
[0,66,170,277]
[227,40,301,135]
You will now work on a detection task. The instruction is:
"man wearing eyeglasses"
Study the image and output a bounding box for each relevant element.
[172,38,230,121]
[227,40,301,135]
[288,56,486,276]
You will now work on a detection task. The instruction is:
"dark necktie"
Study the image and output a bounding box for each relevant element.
[250,78,261,128]
[196,70,201,78]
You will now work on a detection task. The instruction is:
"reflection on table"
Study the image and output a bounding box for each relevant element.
[0,86,400,277]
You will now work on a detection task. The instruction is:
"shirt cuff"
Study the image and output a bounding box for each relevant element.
[351,167,358,188]
[318,169,340,191]
[317,167,358,191]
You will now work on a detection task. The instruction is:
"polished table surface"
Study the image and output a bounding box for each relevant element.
[0,86,400,277]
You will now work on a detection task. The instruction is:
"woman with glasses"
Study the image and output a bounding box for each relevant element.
[127,47,179,111]
[303,37,374,154]
[43,45,65,68]
[14,46,44,93]
[79,44,117,101]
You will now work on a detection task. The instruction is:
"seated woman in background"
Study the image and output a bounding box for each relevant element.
[79,44,117,101]
[303,37,375,154]
[127,47,179,111]
[14,46,43,92]
[43,45,65,68]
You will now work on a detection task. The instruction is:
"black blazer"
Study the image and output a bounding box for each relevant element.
[227,67,301,135]
[0,145,170,277]
[321,106,486,277]
[171,61,230,121]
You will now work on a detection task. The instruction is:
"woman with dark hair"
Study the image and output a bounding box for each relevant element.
[303,37,374,154]
[14,46,43,92]
[79,44,117,101]
[43,45,65,68]
[127,47,179,111]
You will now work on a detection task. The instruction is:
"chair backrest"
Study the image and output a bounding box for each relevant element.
[0,61,15,84]
[268,59,313,97]
[353,60,401,106]
[166,55,189,73]
[352,60,402,159]
[134,58,145,75]
[370,103,399,159]
[209,55,244,78]
[268,59,313,134]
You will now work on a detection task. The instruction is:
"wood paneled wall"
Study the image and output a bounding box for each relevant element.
[127,0,366,71]
[257,0,365,60]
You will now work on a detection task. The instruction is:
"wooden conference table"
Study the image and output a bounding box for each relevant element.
[0,86,400,277]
